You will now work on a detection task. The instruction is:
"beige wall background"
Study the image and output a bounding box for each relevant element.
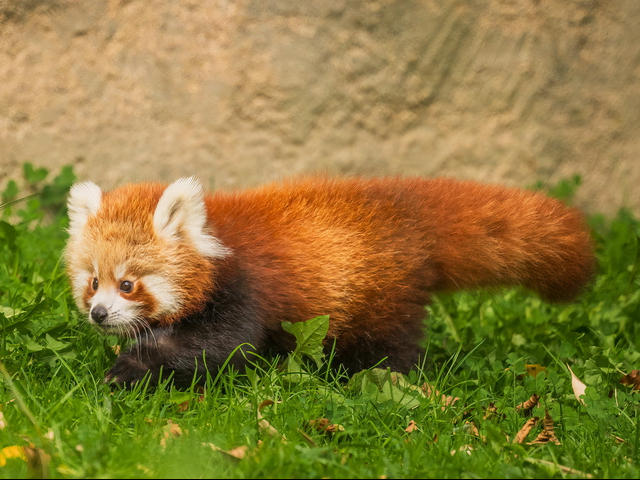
[1,0,638,216]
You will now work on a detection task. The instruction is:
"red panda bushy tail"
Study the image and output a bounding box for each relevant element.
[417,179,595,302]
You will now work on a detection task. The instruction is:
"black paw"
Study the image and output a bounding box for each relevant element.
[105,356,154,387]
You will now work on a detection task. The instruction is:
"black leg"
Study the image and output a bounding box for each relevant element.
[107,316,265,388]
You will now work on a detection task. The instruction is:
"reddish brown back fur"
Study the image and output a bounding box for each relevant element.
[203,177,594,348]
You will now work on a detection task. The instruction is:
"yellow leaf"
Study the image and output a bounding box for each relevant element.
[525,364,548,378]
[1,446,27,462]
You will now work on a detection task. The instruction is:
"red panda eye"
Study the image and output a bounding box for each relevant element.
[92,278,98,291]
[120,280,133,293]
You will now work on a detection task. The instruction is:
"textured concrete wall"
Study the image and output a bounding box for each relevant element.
[1,0,639,215]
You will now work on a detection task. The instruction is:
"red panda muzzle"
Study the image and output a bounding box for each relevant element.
[90,305,108,324]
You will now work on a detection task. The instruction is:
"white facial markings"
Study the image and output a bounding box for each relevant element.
[89,286,142,327]
[142,274,181,316]
[114,262,128,281]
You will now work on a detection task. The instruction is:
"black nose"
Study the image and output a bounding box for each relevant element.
[91,305,109,324]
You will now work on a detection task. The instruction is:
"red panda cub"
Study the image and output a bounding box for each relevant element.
[65,176,595,387]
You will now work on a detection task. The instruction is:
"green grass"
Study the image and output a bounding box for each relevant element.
[1,165,639,478]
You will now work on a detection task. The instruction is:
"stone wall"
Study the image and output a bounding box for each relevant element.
[1,0,639,215]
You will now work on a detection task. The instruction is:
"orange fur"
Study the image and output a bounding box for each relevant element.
[66,176,595,379]
[204,177,594,346]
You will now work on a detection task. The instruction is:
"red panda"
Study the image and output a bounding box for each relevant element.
[65,176,595,386]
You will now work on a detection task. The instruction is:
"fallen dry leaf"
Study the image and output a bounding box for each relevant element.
[450,444,474,456]
[482,402,498,420]
[209,443,249,460]
[567,364,587,406]
[529,410,561,445]
[421,382,460,409]
[0,411,5,430]
[515,393,540,417]
[160,420,183,448]
[514,417,539,444]
[177,386,206,412]
[257,400,288,442]
[461,421,487,442]
[481,401,507,421]
[524,458,593,478]
[619,370,640,390]
[404,420,419,433]
[205,443,249,461]
[307,418,345,434]
[163,420,183,437]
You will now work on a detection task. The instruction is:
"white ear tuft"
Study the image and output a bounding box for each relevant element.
[67,181,102,237]
[153,177,230,258]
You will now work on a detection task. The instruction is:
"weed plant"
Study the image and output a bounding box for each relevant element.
[0,166,638,478]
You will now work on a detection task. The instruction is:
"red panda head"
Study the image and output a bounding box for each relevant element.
[65,178,230,336]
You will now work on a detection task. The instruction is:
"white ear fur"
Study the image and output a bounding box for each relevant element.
[67,181,102,237]
[153,177,230,258]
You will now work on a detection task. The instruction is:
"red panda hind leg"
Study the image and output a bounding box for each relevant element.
[324,303,429,375]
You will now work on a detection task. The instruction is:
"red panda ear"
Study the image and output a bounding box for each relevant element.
[153,177,230,258]
[67,181,102,237]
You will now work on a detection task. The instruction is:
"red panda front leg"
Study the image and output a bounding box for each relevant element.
[105,334,255,388]
[106,307,266,388]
